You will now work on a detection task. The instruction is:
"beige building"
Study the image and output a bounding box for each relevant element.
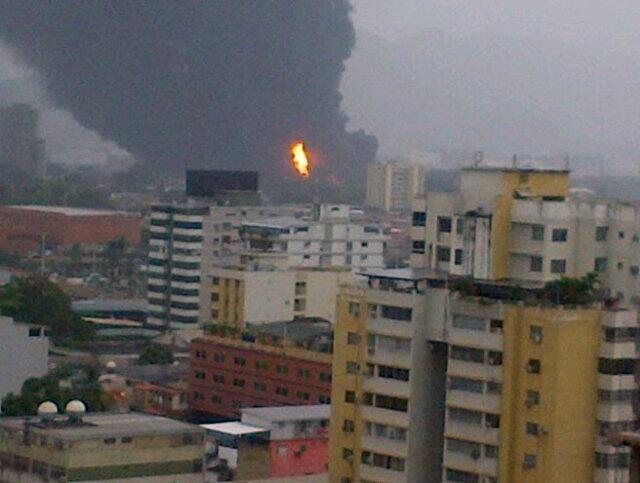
[366,161,425,212]
[209,264,354,327]
[328,268,638,483]
[412,165,640,304]
[0,406,205,482]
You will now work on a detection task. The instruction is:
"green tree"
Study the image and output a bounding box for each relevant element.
[1,364,111,416]
[138,344,174,365]
[541,272,600,306]
[0,275,95,346]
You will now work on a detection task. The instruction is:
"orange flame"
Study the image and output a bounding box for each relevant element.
[290,141,310,177]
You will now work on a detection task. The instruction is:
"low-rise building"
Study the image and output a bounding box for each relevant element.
[190,321,333,420]
[0,316,48,401]
[0,406,205,482]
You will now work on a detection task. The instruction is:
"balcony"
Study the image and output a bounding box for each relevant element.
[364,377,411,399]
[361,405,410,429]
[447,359,502,382]
[361,435,408,459]
[359,463,407,483]
[367,317,414,339]
[598,374,636,392]
[367,348,412,369]
[443,450,498,477]
[444,420,500,446]
[446,390,500,414]
[448,328,502,351]
[599,341,635,359]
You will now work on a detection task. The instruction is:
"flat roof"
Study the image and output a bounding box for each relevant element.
[200,421,268,436]
[0,412,201,441]
[72,299,147,313]
[358,267,448,281]
[7,205,132,216]
[246,318,332,341]
[241,217,307,229]
[461,165,569,174]
[241,405,330,423]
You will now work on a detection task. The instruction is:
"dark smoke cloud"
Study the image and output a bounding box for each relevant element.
[0,1,377,194]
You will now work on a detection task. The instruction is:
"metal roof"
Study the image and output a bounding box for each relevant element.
[241,405,330,422]
[200,421,268,436]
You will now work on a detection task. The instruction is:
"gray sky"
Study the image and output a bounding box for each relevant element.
[350,0,640,42]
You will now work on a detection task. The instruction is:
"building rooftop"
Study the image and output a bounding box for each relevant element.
[246,318,332,343]
[71,298,147,314]
[358,267,448,281]
[200,421,268,436]
[0,411,201,441]
[461,165,569,174]
[6,205,132,217]
[241,217,307,230]
[241,404,330,423]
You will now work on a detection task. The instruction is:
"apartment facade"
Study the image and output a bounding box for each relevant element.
[366,161,425,212]
[209,264,353,326]
[0,410,205,482]
[412,165,640,304]
[0,316,48,401]
[190,333,332,419]
[328,269,638,483]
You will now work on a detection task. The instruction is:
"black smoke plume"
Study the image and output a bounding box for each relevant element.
[0,1,377,198]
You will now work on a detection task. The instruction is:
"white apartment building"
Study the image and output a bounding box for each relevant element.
[0,316,48,401]
[411,165,640,304]
[239,204,387,272]
[366,161,425,212]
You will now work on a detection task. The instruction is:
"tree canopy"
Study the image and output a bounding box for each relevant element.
[138,344,174,365]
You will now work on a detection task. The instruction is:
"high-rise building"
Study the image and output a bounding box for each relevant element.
[0,103,45,180]
[366,161,425,212]
[328,269,638,483]
[412,165,640,304]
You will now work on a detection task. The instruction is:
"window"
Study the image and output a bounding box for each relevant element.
[195,371,205,380]
[449,407,482,426]
[255,360,268,370]
[599,358,635,375]
[530,325,543,343]
[234,357,246,366]
[298,368,311,379]
[453,315,486,331]
[211,374,224,384]
[28,328,42,337]
[487,351,502,366]
[446,469,479,483]
[531,225,544,241]
[233,378,245,387]
[342,448,353,461]
[361,451,405,472]
[319,395,331,404]
[523,453,537,469]
[121,436,132,443]
[619,230,625,239]
[454,249,463,265]
[527,359,541,374]
[446,438,481,459]
[456,218,465,235]
[319,372,332,382]
[449,376,483,394]
[618,262,624,270]
[485,445,499,459]
[273,386,288,397]
[347,332,360,345]
[254,382,267,392]
[276,365,289,374]
[194,350,207,359]
[412,240,426,254]
[594,257,608,273]
[596,226,608,241]
[381,305,412,321]
[552,228,568,242]
[345,391,356,403]
[451,346,484,364]
[438,216,452,233]
[526,390,540,407]
[343,420,355,432]
[526,422,539,435]
[436,246,451,262]
[378,365,410,381]
[489,319,503,333]
[346,361,359,374]
[596,452,631,469]
[485,414,500,429]
[486,382,502,394]
[530,256,543,272]
[550,259,566,274]
[213,353,225,363]
[296,391,310,401]
[375,395,408,412]
[348,302,361,317]
[412,211,426,227]
[104,438,116,445]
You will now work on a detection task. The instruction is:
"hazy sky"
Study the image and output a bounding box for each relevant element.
[350,0,640,42]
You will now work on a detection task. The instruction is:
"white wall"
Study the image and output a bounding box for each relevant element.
[243,271,296,324]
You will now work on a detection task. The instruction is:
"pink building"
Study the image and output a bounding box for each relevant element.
[240,405,330,478]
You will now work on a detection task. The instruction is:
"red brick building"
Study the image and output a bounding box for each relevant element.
[190,335,332,420]
[0,205,142,253]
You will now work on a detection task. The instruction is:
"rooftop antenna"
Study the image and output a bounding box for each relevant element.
[512,154,517,168]
[564,153,570,171]
[473,150,484,167]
